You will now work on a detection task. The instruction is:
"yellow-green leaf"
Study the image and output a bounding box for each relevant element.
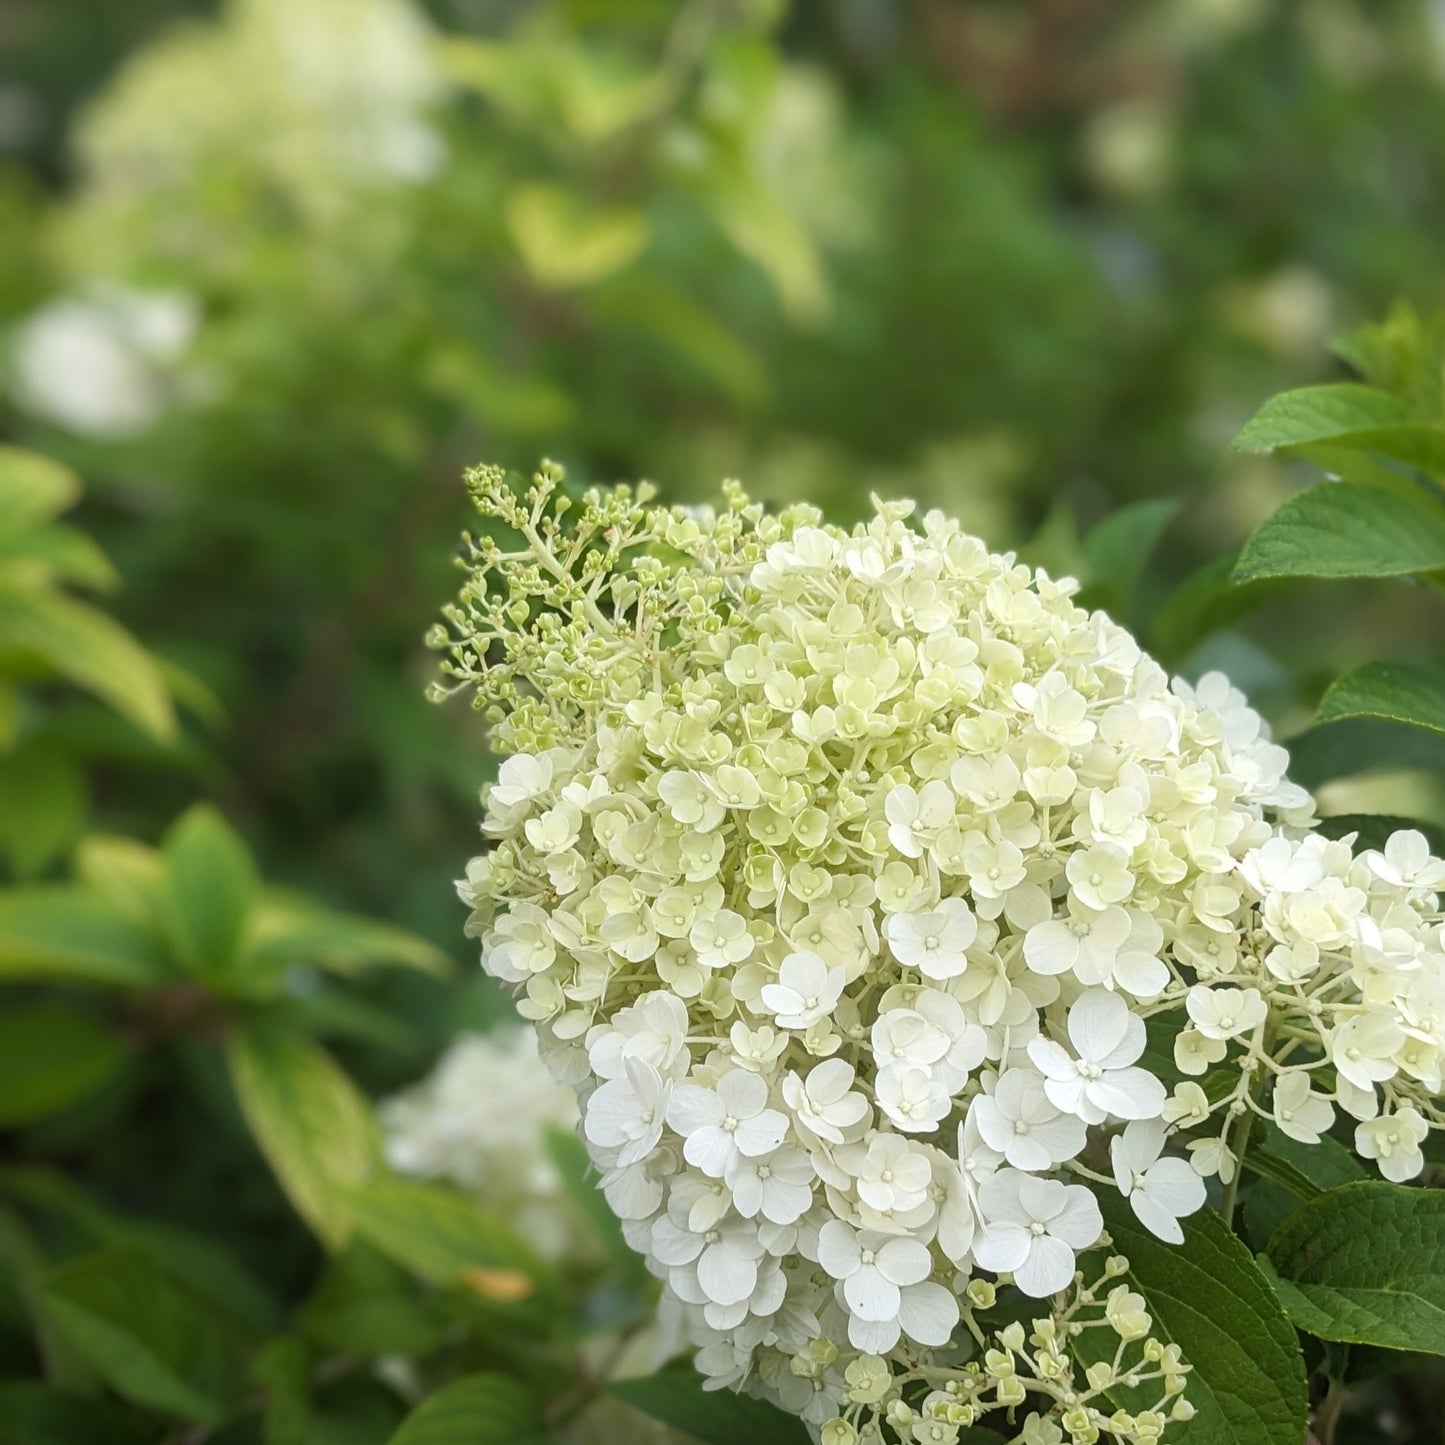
[0,886,169,989]
[0,589,175,742]
[505,183,650,290]
[0,447,80,534]
[227,1028,381,1250]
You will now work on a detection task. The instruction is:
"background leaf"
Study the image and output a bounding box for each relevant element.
[41,1246,252,1425]
[227,1027,381,1250]
[387,1373,548,1445]
[0,1005,125,1126]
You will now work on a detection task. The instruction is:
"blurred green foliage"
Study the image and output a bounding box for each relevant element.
[3,0,1445,1439]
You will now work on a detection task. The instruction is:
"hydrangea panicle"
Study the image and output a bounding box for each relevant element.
[435,462,1445,1444]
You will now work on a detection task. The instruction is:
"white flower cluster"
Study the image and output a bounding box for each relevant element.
[436,463,1445,1444]
[11,286,198,439]
[379,1027,589,1264]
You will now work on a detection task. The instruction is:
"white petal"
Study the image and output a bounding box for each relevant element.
[697,1243,758,1306]
[1013,1235,1076,1297]
[1067,988,1130,1063]
[896,1281,959,1346]
[844,1267,901,1323]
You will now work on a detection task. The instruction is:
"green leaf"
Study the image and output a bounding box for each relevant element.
[161,805,259,985]
[610,1363,811,1445]
[227,1027,380,1250]
[1233,481,1445,583]
[1265,1181,1445,1353]
[1251,1124,1367,1198]
[1077,498,1180,622]
[0,448,80,534]
[1230,383,1411,453]
[300,1245,447,1358]
[544,1125,649,1283]
[0,589,175,742]
[344,1175,548,1303]
[248,895,450,979]
[252,1336,312,1445]
[505,183,650,290]
[41,1246,252,1425]
[0,744,87,878]
[0,1383,156,1445]
[1085,1196,1308,1445]
[0,1005,126,1126]
[387,1373,547,1445]
[1287,716,1445,788]
[1,523,119,590]
[0,886,169,988]
[1316,660,1445,738]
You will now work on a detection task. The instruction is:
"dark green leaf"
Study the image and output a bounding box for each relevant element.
[1286,717,1445,788]
[1265,1181,1445,1353]
[227,1027,380,1250]
[1077,498,1179,622]
[41,1246,252,1425]
[0,1383,155,1445]
[1317,813,1445,855]
[300,1245,447,1358]
[1233,482,1445,583]
[0,745,86,878]
[544,1125,648,1282]
[252,1336,311,1445]
[161,805,259,984]
[1316,660,1445,738]
[611,1364,810,1445]
[1084,1196,1308,1445]
[0,887,168,988]
[0,1005,126,1127]
[387,1373,547,1445]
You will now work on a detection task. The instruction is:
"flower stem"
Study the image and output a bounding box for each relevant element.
[1218,1099,1255,1227]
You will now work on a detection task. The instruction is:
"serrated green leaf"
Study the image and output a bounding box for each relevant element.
[0,1005,126,1127]
[41,1246,252,1425]
[1084,1197,1308,1445]
[0,589,175,741]
[610,1363,811,1445]
[161,805,260,985]
[344,1175,549,1303]
[0,744,87,877]
[1265,1181,1445,1353]
[1233,482,1445,583]
[1227,382,1445,471]
[0,886,169,988]
[227,1027,380,1250]
[1316,660,1445,738]
[387,1373,547,1445]
[1230,383,1411,452]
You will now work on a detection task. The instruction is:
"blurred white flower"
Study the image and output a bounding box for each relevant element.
[379,1027,585,1263]
[11,287,198,438]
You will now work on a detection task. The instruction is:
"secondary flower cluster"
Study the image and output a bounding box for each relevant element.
[436,463,1445,1444]
[380,1027,591,1264]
